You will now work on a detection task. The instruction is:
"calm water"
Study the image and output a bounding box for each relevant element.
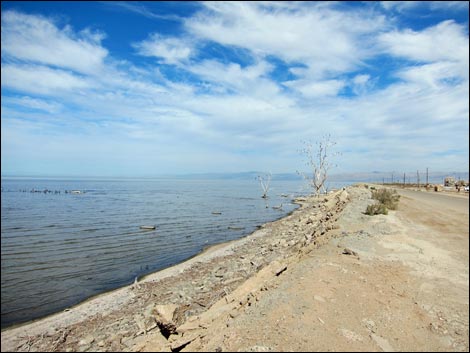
[2,177,340,328]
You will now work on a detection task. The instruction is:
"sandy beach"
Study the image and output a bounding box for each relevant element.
[1,185,468,352]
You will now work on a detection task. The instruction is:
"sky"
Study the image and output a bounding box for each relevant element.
[1,1,469,177]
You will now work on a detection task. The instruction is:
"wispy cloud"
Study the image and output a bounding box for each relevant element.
[1,10,107,75]
[100,1,184,21]
[133,34,194,65]
[381,1,469,13]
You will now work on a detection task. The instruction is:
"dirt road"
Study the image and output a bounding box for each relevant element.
[179,186,469,352]
[397,188,468,212]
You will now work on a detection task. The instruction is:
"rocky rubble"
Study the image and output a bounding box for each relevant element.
[4,188,352,352]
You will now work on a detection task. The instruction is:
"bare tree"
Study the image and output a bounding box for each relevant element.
[298,135,339,197]
[257,172,272,199]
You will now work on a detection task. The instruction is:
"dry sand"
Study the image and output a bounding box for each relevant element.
[1,185,468,352]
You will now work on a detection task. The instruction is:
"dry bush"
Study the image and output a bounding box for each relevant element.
[365,203,388,215]
[365,188,400,216]
[371,188,400,210]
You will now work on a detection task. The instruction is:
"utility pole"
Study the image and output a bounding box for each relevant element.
[426,167,428,185]
[391,172,394,184]
[417,170,420,189]
[403,172,406,187]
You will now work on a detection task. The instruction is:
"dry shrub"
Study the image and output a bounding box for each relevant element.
[371,189,400,210]
[365,188,400,216]
[365,203,388,215]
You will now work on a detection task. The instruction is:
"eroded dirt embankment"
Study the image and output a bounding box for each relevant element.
[172,186,469,352]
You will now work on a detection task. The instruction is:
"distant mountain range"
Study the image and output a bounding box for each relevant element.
[2,171,468,184]
[162,171,470,184]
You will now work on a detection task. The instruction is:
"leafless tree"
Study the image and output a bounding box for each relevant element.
[257,172,272,199]
[298,135,339,197]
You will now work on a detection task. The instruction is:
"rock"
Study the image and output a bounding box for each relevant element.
[270,261,287,276]
[313,295,326,302]
[154,304,179,336]
[362,319,376,333]
[77,345,90,352]
[155,304,178,323]
[339,328,363,342]
[79,335,95,346]
[370,333,394,352]
[242,345,273,352]
[169,331,201,351]
[342,248,358,256]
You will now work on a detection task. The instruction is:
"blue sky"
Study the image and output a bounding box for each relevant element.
[1,1,469,177]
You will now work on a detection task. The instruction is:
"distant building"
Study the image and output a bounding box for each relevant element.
[444,176,455,186]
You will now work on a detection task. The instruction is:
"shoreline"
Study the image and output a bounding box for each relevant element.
[1,195,302,332]
[1,187,350,352]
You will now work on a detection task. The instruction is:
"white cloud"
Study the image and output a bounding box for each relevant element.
[378,20,469,64]
[1,10,108,75]
[381,1,469,12]
[397,62,466,88]
[284,79,345,98]
[352,74,370,85]
[351,74,372,95]
[134,34,193,64]
[187,60,280,97]
[379,20,469,91]
[2,96,62,113]
[185,2,387,79]
[1,64,90,95]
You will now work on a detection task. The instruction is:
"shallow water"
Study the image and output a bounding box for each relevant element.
[1,177,329,328]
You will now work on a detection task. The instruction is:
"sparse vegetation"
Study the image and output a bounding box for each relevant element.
[365,188,400,215]
[365,203,388,215]
[297,135,339,197]
[257,173,272,199]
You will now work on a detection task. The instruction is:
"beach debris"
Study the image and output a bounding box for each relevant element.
[169,331,202,351]
[131,276,141,290]
[339,328,364,342]
[313,295,326,302]
[257,173,272,199]
[370,333,394,352]
[270,261,288,276]
[140,225,156,230]
[153,304,179,337]
[228,226,244,230]
[342,248,358,256]
[362,318,377,333]
[78,335,95,346]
